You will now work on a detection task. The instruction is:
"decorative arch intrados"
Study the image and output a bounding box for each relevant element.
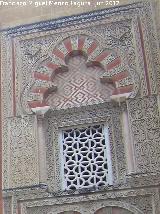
[24,34,135,111]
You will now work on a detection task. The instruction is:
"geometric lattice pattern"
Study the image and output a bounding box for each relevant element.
[61,124,112,190]
[47,56,114,109]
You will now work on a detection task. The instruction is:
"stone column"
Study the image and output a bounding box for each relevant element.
[32,106,50,184]
[121,110,135,174]
[37,114,47,184]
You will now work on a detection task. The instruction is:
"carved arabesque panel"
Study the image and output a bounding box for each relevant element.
[7,116,39,188]
[128,95,160,172]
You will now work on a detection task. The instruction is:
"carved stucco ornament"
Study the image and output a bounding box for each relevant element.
[20,34,139,114]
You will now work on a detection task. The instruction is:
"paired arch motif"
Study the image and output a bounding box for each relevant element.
[54,203,143,214]
[27,34,134,109]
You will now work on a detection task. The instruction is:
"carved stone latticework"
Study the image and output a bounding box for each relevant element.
[44,103,126,191]
[1,1,160,214]
[61,124,112,190]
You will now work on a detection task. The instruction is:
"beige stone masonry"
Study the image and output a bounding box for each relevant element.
[0,0,158,29]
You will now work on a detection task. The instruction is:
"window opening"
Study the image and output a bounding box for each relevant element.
[59,124,113,190]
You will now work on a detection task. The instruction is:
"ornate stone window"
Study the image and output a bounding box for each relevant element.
[59,123,113,190]
[45,103,126,192]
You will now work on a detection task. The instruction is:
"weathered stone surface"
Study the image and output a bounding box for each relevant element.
[1,1,160,214]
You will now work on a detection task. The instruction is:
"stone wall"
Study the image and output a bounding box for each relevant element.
[1,1,160,214]
[0,0,159,33]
